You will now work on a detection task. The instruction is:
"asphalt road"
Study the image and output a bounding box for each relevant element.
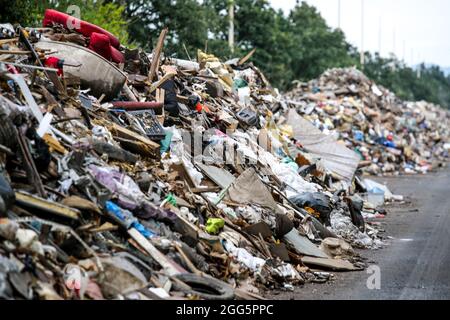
[271,166,450,300]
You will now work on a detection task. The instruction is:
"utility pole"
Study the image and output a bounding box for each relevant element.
[417,53,422,78]
[402,40,406,62]
[338,0,341,29]
[228,0,235,53]
[360,0,365,67]
[378,16,382,55]
[393,27,396,56]
[391,28,396,71]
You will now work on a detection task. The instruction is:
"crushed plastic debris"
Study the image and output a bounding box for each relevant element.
[0,10,448,300]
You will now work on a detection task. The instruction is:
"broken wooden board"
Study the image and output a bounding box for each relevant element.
[170,163,197,188]
[107,122,160,150]
[148,72,175,93]
[195,163,235,189]
[173,195,195,209]
[283,229,329,258]
[15,128,47,198]
[301,256,358,271]
[268,243,290,262]
[88,222,119,233]
[61,196,102,214]
[238,48,256,66]
[128,228,185,276]
[93,120,160,158]
[15,191,80,220]
[191,186,221,194]
[243,222,272,239]
[234,288,267,300]
[115,137,157,158]
[148,28,168,82]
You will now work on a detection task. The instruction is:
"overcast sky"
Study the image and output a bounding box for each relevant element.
[269,0,450,67]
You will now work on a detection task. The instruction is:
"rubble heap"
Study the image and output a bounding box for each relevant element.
[285,67,450,175]
[0,11,446,300]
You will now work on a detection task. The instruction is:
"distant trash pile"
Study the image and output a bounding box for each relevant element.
[0,10,448,300]
[285,67,450,175]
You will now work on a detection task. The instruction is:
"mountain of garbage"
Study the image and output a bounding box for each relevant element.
[285,67,450,175]
[0,10,448,300]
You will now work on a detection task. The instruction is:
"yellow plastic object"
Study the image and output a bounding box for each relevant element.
[279,125,294,139]
[205,218,225,235]
[305,207,320,219]
[43,133,68,154]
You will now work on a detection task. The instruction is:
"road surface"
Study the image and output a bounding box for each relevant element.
[271,166,450,300]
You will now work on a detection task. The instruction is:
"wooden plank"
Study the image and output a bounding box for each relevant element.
[89,222,119,233]
[16,128,47,198]
[148,72,175,93]
[0,38,18,45]
[114,137,157,158]
[128,228,184,276]
[15,191,80,220]
[301,256,358,271]
[283,229,329,258]
[107,122,160,151]
[123,84,138,102]
[195,163,236,189]
[234,288,267,300]
[0,50,31,55]
[191,187,221,193]
[238,48,256,65]
[148,28,168,82]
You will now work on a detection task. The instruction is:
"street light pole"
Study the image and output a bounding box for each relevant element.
[228,0,235,53]
[403,40,406,62]
[360,0,365,67]
[338,0,341,29]
[378,16,382,55]
[393,27,396,56]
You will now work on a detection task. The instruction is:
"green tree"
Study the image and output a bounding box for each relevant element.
[203,1,357,89]
[115,0,215,57]
[205,0,297,88]
[287,2,356,82]
[0,0,37,26]
[233,0,296,88]
[361,52,450,108]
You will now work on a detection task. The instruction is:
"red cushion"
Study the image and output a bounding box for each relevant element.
[110,46,125,64]
[88,32,124,64]
[43,9,120,48]
[88,32,112,61]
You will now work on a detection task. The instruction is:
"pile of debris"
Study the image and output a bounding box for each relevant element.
[285,67,450,175]
[0,10,441,300]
